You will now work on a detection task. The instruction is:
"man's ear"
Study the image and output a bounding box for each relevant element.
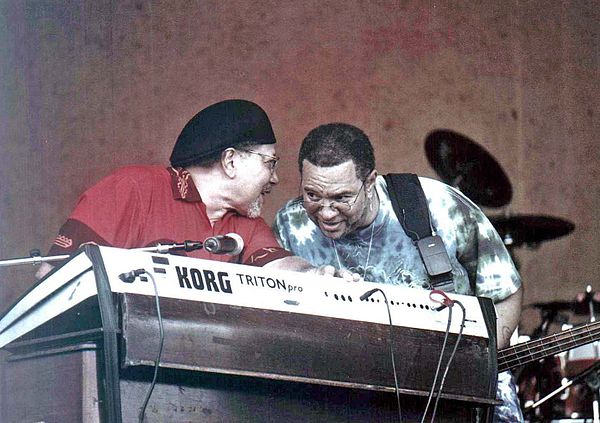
[221,148,236,178]
[365,169,378,194]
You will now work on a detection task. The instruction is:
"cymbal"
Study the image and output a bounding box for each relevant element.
[425,129,512,208]
[489,214,575,248]
[530,299,600,316]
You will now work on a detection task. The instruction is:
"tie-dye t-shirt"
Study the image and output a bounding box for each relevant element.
[273,175,524,422]
[273,175,520,302]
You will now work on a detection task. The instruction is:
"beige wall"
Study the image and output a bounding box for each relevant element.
[0,1,598,333]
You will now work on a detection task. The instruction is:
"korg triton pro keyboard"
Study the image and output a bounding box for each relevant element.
[0,246,493,348]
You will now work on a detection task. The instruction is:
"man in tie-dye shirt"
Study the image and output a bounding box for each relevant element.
[273,123,523,422]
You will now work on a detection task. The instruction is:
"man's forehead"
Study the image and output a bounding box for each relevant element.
[250,143,276,154]
[301,160,361,187]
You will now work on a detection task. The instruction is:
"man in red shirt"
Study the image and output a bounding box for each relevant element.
[37,99,329,278]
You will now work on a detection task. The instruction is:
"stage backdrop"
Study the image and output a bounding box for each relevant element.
[0,1,598,334]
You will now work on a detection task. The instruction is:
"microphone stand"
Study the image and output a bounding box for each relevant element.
[0,241,204,269]
[0,249,67,268]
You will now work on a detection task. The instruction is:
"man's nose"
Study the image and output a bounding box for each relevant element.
[269,169,279,184]
[318,204,339,220]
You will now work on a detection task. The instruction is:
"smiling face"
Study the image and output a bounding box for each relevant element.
[301,159,377,239]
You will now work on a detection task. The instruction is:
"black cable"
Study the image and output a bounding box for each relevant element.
[361,288,403,422]
[381,290,403,423]
[420,305,453,423]
[430,300,466,422]
[137,270,165,423]
[401,208,421,241]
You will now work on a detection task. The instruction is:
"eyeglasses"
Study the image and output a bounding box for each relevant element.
[303,180,366,212]
[238,149,280,173]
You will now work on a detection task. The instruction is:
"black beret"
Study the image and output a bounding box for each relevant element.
[170,99,277,167]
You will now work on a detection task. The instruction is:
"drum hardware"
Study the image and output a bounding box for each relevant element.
[524,360,600,421]
[517,302,569,420]
[530,300,600,319]
[529,305,570,339]
[577,285,600,322]
[519,286,600,421]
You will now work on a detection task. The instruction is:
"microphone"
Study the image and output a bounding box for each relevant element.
[203,233,244,255]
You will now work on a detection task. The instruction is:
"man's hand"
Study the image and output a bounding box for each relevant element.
[337,269,363,282]
[264,256,362,281]
[309,264,336,276]
[309,265,362,282]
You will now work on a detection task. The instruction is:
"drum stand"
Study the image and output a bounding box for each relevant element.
[525,286,600,422]
[524,360,600,422]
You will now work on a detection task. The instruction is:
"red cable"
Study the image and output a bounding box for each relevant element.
[429,289,455,308]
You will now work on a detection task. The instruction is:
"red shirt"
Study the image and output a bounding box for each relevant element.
[48,166,291,266]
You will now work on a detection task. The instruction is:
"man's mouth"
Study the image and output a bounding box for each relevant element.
[320,221,343,232]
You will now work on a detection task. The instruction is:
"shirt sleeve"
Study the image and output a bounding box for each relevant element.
[471,210,522,302]
[272,207,293,250]
[48,170,145,256]
[445,185,522,302]
[241,217,293,266]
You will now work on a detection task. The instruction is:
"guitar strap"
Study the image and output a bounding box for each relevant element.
[383,173,454,289]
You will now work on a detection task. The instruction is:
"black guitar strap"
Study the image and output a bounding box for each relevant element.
[383,173,454,289]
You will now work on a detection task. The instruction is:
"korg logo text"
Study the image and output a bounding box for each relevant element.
[175,266,233,294]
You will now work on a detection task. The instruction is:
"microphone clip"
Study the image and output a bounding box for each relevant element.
[119,268,146,283]
[360,288,381,301]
